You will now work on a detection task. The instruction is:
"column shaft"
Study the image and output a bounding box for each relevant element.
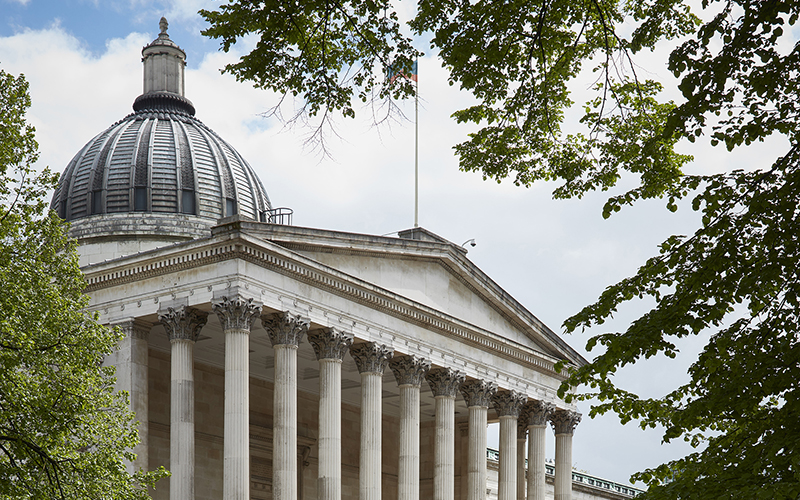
[274,344,298,500]
[554,433,573,500]
[263,311,308,500]
[318,358,342,500]
[461,380,496,500]
[517,434,526,500]
[215,295,261,500]
[398,384,420,500]
[492,391,526,500]
[550,410,581,500]
[170,339,194,500]
[433,395,456,500]
[360,371,383,500]
[527,425,547,500]
[466,406,488,500]
[224,329,250,500]
[498,415,517,500]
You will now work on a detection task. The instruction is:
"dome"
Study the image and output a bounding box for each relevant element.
[51,18,272,229]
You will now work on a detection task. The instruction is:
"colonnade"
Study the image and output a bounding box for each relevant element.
[154,301,581,500]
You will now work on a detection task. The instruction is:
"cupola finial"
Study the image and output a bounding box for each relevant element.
[159,17,169,36]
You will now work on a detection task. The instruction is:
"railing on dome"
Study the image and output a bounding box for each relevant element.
[262,207,293,225]
[485,448,644,497]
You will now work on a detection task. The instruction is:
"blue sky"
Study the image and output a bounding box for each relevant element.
[3,0,780,489]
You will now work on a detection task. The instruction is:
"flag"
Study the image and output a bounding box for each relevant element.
[387,60,418,85]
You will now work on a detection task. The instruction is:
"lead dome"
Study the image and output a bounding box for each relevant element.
[51,18,274,259]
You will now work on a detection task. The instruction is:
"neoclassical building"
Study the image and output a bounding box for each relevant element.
[52,19,590,500]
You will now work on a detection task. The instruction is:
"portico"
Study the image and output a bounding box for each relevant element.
[95,221,585,500]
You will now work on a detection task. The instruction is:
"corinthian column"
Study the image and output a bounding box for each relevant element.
[460,379,497,500]
[307,328,354,500]
[158,305,207,500]
[263,312,310,500]
[212,296,261,500]
[389,355,431,500]
[349,342,394,500]
[550,410,581,500]
[492,391,527,500]
[426,367,466,500]
[517,415,527,500]
[525,401,554,500]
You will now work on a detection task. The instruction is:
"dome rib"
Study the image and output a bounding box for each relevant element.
[51,18,273,236]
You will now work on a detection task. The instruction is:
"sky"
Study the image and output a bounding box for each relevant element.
[0,0,787,489]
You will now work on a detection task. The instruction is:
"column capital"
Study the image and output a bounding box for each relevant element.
[159,305,207,341]
[350,342,394,374]
[389,355,431,387]
[426,367,466,398]
[517,414,529,439]
[550,409,582,435]
[492,390,527,418]
[308,327,353,360]
[460,379,497,408]
[212,296,261,331]
[114,318,152,340]
[263,311,309,347]
[524,400,556,427]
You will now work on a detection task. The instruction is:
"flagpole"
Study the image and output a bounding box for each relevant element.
[414,57,419,228]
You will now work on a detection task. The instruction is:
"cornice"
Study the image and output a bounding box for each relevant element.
[82,232,572,376]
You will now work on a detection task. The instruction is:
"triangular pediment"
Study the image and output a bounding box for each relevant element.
[228,222,585,367]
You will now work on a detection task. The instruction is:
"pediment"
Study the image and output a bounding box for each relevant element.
[234,223,585,367]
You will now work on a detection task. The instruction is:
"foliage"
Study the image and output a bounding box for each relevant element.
[201,0,800,498]
[0,69,165,499]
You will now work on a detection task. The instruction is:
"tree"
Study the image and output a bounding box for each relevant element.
[200,1,800,498]
[0,68,166,499]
